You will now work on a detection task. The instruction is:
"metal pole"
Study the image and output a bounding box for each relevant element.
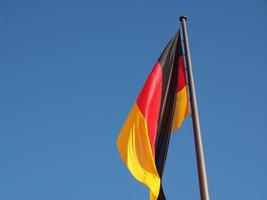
[179,16,210,200]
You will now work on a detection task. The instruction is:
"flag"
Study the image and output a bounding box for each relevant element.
[117,31,190,200]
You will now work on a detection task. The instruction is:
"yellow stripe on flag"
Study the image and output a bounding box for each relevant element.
[172,86,190,132]
[117,103,160,200]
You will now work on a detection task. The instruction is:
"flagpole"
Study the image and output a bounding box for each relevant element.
[179,16,210,200]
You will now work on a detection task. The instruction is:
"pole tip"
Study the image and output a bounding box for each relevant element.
[179,16,187,21]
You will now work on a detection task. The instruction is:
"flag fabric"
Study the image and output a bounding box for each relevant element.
[117,31,190,200]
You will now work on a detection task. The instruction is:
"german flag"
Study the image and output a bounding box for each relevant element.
[117,31,190,200]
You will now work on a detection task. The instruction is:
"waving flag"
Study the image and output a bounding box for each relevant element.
[117,31,190,200]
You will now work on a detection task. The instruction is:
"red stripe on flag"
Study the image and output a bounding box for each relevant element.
[177,55,187,92]
[136,62,162,156]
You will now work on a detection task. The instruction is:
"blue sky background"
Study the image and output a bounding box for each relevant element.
[0,0,266,199]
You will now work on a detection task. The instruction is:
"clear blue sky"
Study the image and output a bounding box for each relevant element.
[0,0,266,199]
